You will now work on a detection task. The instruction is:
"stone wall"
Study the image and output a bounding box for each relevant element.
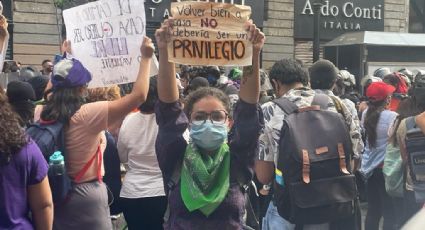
[262,0,294,70]
[384,0,409,32]
[13,0,62,69]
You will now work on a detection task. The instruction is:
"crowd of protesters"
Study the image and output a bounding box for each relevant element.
[2,12,425,230]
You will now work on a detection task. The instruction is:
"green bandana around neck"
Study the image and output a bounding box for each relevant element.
[180,143,230,216]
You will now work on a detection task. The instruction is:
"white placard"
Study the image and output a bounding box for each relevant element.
[63,0,158,88]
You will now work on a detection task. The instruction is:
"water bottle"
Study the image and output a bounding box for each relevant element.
[48,151,70,203]
[49,151,65,177]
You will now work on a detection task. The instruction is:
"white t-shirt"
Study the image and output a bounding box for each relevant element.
[118,112,165,198]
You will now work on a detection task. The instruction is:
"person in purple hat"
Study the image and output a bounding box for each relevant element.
[40,37,155,229]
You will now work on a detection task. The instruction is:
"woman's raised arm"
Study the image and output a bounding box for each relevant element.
[108,37,154,123]
[238,21,265,104]
[155,19,179,103]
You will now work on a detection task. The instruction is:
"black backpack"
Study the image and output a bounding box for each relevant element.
[26,120,72,205]
[26,121,64,161]
[272,94,358,224]
[405,116,425,203]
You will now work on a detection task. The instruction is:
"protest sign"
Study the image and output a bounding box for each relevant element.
[168,1,252,66]
[63,0,158,88]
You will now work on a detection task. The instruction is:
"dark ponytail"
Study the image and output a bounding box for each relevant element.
[364,100,387,148]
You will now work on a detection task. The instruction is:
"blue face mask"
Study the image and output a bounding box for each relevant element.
[189,120,228,151]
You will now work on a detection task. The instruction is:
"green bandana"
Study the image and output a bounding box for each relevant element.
[180,143,230,216]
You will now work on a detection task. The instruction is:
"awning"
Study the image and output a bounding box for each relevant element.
[324,31,425,47]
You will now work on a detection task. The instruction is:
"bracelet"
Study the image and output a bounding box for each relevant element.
[262,184,271,191]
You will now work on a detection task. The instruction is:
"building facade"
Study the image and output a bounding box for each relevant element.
[4,0,418,70]
[6,0,62,69]
[262,0,411,69]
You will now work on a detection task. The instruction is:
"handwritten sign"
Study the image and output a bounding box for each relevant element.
[63,0,158,88]
[168,1,252,66]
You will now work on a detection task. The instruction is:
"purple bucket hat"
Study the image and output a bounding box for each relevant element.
[51,58,92,89]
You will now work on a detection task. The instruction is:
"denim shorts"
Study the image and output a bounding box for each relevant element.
[262,202,330,230]
[262,202,295,230]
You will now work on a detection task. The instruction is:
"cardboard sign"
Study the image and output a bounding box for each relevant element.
[63,0,158,88]
[168,1,252,66]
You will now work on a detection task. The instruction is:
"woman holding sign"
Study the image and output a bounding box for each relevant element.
[40,37,154,230]
[154,18,265,229]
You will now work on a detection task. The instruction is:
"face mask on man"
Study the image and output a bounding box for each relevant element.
[189,120,228,151]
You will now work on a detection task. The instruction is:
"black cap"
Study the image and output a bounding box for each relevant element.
[6,81,36,102]
[27,75,49,101]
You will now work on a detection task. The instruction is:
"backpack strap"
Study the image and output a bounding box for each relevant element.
[167,161,183,193]
[311,93,331,110]
[163,161,183,223]
[330,96,345,118]
[74,145,102,183]
[302,150,311,184]
[272,97,298,115]
[338,143,350,175]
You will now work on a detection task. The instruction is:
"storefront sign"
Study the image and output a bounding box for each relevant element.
[168,2,252,66]
[294,0,385,40]
[145,0,264,27]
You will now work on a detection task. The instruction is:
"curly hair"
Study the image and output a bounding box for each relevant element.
[0,87,28,165]
[269,59,309,86]
[86,85,121,103]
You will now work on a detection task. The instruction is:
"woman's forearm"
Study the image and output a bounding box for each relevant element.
[28,177,53,230]
[157,48,178,103]
[33,205,53,230]
[239,51,260,104]
[130,58,151,102]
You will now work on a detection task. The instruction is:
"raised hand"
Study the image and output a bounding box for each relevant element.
[244,20,265,53]
[61,40,72,55]
[155,19,174,50]
[0,15,8,39]
[141,36,155,59]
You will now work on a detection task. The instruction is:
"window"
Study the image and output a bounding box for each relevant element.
[410,0,425,33]
[3,0,13,59]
